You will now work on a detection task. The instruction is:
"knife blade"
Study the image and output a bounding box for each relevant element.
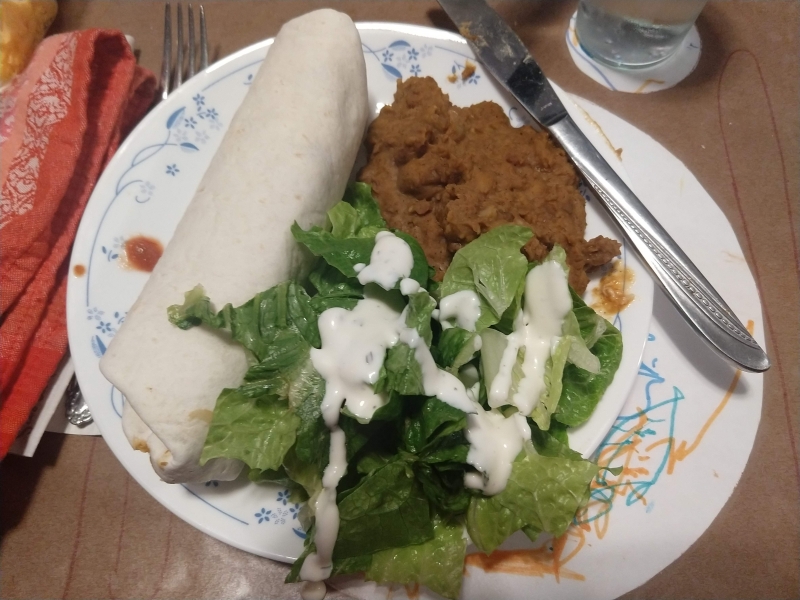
[437,0,770,373]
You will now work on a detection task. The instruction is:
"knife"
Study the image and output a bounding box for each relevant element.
[437,0,769,373]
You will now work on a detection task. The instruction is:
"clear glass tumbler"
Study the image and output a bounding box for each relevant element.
[576,0,707,69]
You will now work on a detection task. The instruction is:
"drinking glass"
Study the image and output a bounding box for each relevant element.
[576,0,707,69]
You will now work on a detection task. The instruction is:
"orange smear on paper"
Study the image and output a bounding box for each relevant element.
[465,533,585,582]
[666,321,749,473]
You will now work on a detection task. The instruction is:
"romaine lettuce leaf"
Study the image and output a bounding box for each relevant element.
[403,397,466,454]
[415,461,471,516]
[568,288,608,349]
[293,379,329,473]
[466,448,599,554]
[479,328,525,409]
[291,224,375,278]
[334,459,434,559]
[383,344,424,396]
[168,281,320,356]
[554,293,622,427]
[528,419,580,460]
[529,336,571,430]
[340,182,388,233]
[406,291,437,346]
[200,388,299,471]
[466,495,525,555]
[378,291,437,396]
[308,261,364,301]
[394,231,432,290]
[166,284,223,330]
[292,185,430,288]
[282,445,322,501]
[562,311,601,373]
[440,225,532,331]
[435,327,479,374]
[469,448,599,541]
[237,332,313,400]
[366,516,467,600]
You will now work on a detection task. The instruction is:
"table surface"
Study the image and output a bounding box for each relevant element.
[1,1,798,599]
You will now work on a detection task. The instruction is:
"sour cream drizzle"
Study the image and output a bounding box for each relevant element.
[488,260,573,414]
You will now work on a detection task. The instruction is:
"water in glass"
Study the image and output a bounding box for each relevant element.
[576,0,707,69]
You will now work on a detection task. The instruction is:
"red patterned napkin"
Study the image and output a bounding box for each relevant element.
[0,30,157,458]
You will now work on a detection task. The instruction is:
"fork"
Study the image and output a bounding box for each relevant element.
[161,2,209,101]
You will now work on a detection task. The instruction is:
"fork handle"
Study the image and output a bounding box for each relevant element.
[549,116,769,373]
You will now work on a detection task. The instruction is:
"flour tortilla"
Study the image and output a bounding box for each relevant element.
[100,9,369,483]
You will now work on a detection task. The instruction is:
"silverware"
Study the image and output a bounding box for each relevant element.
[66,374,93,427]
[161,2,209,100]
[436,0,769,373]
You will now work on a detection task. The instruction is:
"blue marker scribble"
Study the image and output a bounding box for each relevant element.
[574,334,687,526]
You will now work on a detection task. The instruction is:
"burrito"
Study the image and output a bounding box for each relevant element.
[100,9,369,483]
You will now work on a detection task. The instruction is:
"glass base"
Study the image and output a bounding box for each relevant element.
[577,39,676,70]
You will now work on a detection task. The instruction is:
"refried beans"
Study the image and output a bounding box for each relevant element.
[359,77,621,294]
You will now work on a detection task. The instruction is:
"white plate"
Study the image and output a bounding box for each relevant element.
[66,24,653,563]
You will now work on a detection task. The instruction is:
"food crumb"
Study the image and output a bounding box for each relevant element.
[462,60,476,80]
[73,264,86,277]
[447,72,457,83]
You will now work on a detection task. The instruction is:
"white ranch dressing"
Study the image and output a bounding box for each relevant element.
[464,408,532,495]
[304,296,476,580]
[399,327,476,414]
[438,290,481,331]
[300,297,400,582]
[400,277,420,296]
[488,261,573,414]
[302,230,480,582]
[312,299,400,424]
[356,231,414,290]
[298,427,346,582]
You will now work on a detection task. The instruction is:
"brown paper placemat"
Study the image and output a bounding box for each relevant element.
[2,2,797,599]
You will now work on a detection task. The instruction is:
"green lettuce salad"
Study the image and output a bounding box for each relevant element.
[167,183,622,599]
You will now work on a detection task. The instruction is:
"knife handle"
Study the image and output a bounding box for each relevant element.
[548,116,769,373]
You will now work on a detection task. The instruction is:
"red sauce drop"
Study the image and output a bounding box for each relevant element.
[73,264,86,277]
[124,236,163,272]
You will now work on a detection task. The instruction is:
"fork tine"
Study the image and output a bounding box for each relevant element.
[199,4,208,70]
[187,4,196,77]
[161,3,171,100]
[176,2,184,88]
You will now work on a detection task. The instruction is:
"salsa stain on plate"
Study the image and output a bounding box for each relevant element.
[123,236,163,272]
[591,260,635,316]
